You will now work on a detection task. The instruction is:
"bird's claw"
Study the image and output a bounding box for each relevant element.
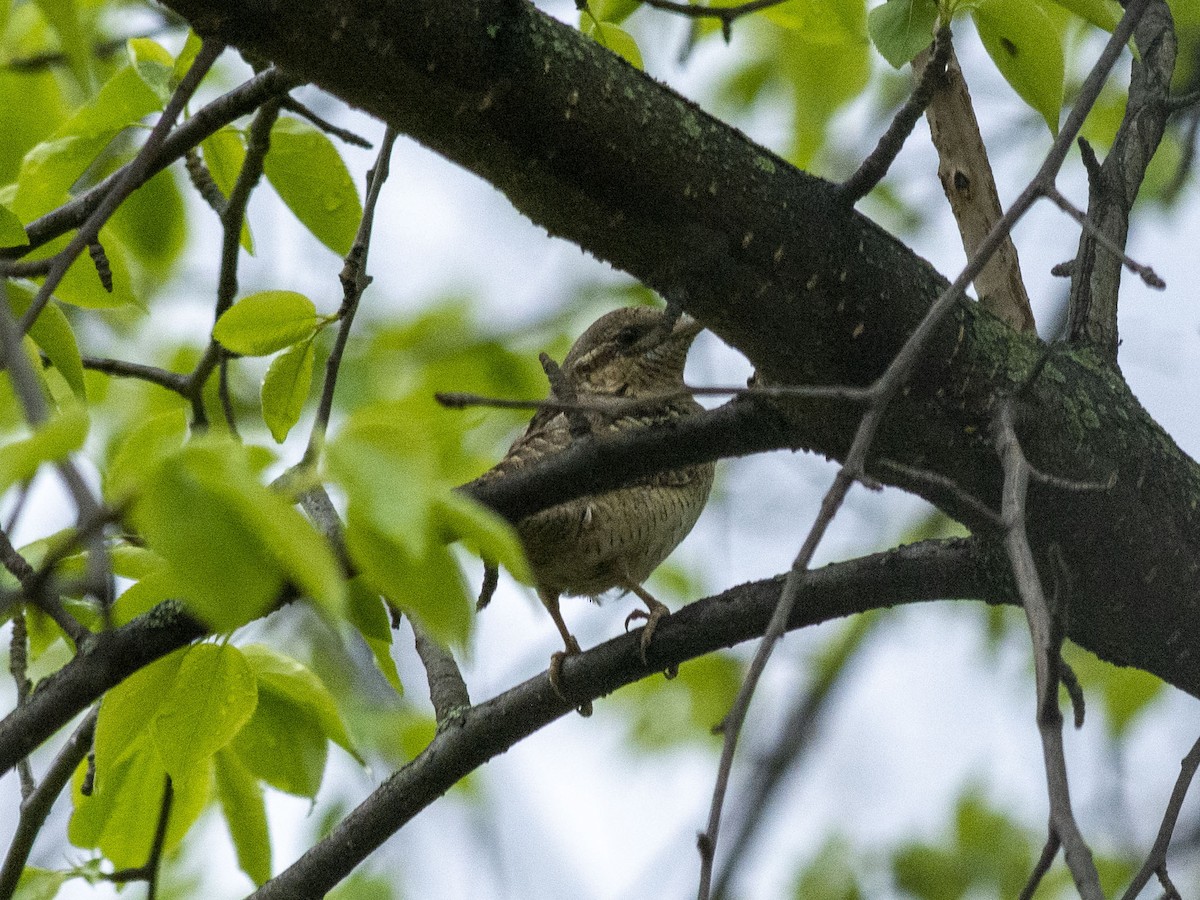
[625,604,674,676]
[549,636,592,717]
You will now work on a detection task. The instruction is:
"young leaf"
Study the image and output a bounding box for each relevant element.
[215,748,272,886]
[263,117,362,257]
[104,407,188,502]
[70,740,212,869]
[242,644,361,761]
[127,37,175,103]
[7,285,85,397]
[213,290,320,356]
[262,337,315,442]
[586,0,641,24]
[131,439,346,630]
[0,203,27,247]
[201,126,254,252]
[347,577,403,694]
[131,448,291,630]
[0,404,89,496]
[583,20,644,69]
[230,688,328,798]
[867,0,938,68]
[344,509,473,648]
[32,0,93,89]
[435,491,531,584]
[150,643,258,778]
[95,649,185,774]
[1047,0,1121,32]
[13,66,161,220]
[972,0,1065,135]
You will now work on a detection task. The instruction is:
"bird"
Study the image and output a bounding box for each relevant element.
[476,306,715,712]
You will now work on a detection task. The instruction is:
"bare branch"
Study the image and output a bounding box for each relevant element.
[1121,733,1200,900]
[245,537,993,900]
[1066,0,1176,358]
[0,707,98,899]
[305,127,398,463]
[995,398,1101,898]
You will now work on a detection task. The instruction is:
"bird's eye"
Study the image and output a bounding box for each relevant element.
[615,326,641,348]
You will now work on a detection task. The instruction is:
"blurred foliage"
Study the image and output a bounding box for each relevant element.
[891,788,1137,899]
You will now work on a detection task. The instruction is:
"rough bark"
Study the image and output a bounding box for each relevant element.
[154,0,1200,700]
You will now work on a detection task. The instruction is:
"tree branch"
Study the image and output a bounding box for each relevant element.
[249,537,997,900]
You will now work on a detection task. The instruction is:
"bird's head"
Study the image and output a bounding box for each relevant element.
[562,306,703,397]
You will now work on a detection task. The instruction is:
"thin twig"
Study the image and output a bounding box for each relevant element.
[1019,830,1061,900]
[412,620,471,725]
[436,381,871,414]
[1120,733,1200,899]
[0,707,98,899]
[281,97,373,148]
[186,95,285,427]
[995,399,1102,898]
[695,4,1151,893]
[18,40,225,333]
[839,26,951,205]
[638,0,789,39]
[69,354,190,394]
[304,127,397,465]
[1045,186,1165,288]
[8,610,35,799]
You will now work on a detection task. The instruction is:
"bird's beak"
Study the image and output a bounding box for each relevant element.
[670,313,704,342]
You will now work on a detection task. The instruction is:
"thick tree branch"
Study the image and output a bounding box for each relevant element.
[1066,1,1176,358]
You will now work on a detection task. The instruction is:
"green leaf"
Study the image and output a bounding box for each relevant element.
[173,31,204,87]
[70,741,212,869]
[33,0,92,90]
[127,37,175,102]
[347,577,403,694]
[867,0,938,68]
[151,643,258,778]
[587,0,640,24]
[972,0,1065,135]
[780,16,871,168]
[230,687,328,797]
[7,284,85,398]
[14,868,68,900]
[618,653,743,749]
[792,838,863,900]
[130,438,345,630]
[215,748,272,886]
[242,644,361,761]
[13,66,161,220]
[583,20,643,69]
[213,290,319,356]
[762,0,865,39]
[104,407,188,502]
[0,203,27,248]
[95,650,184,770]
[436,491,531,584]
[263,117,362,257]
[344,509,473,647]
[1046,0,1121,31]
[262,338,315,442]
[0,404,89,496]
[109,168,187,283]
[1062,642,1165,737]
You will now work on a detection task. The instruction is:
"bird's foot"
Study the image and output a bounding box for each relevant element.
[624,602,677,677]
[549,635,592,716]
